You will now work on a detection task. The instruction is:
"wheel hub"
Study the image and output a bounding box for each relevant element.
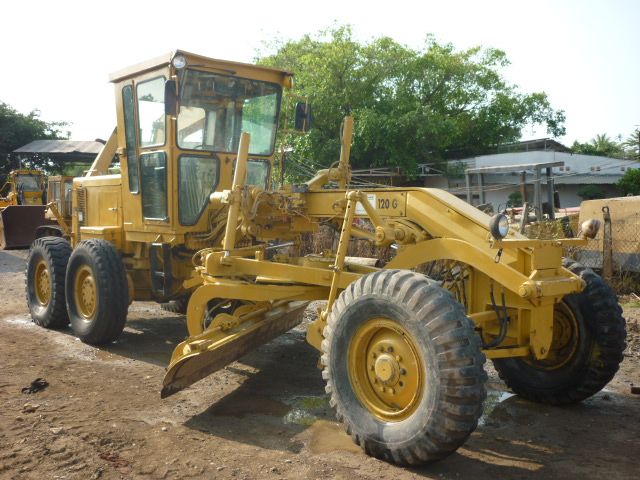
[374,353,400,386]
[349,318,424,421]
[34,260,51,307]
[525,301,580,370]
[75,266,97,319]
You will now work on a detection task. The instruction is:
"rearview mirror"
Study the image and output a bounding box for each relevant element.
[165,80,178,116]
[294,102,313,132]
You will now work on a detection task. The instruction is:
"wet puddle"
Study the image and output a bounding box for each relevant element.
[283,395,330,426]
[282,396,361,454]
[307,420,362,454]
[201,393,360,453]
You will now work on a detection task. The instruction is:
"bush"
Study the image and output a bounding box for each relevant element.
[577,185,605,200]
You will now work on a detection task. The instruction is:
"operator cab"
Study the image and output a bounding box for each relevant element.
[106,50,301,236]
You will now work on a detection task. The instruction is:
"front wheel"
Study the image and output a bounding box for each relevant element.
[322,270,487,465]
[65,239,129,345]
[493,260,626,405]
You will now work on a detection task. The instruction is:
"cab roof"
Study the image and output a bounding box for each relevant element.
[108,50,293,84]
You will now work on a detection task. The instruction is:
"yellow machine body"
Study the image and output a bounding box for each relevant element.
[43,50,588,394]
[27,50,625,465]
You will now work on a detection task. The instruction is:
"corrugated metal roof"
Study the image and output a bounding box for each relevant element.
[13,140,104,155]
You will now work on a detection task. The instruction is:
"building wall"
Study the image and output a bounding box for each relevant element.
[457,151,640,209]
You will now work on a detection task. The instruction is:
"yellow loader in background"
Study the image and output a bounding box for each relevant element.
[0,169,56,249]
[25,51,626,465]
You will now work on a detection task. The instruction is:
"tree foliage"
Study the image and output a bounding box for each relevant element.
[623,129,640,161]
[616,168,640,196]
[571,133,626,158]
[507,191,523,207]
[577,185,606,200]
[257,26,566,176]
[0,102,69,180]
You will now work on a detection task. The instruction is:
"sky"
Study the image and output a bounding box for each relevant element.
[1,0,638,147]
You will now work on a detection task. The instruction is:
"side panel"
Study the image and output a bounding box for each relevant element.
[72,175,124,247]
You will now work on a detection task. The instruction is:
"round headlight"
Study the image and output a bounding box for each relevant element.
[489,213,510,239]
[172,54,187,69]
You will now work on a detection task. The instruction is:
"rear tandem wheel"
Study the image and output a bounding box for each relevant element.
[25,236,72,328]
[65,239,129,345]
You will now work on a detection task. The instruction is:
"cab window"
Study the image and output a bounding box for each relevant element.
[247,160,270,189]
[137,77,166,147]
[179,155,219,225]
[122,85,140,193]
[140,152,168,220]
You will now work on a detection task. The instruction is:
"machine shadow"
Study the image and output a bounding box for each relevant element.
[52,303,189,367]
[102,310,188,366]
[183,324,331,454]
[413,391,638,479]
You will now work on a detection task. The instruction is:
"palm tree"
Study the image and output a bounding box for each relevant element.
[590,133,624,158]
[623,128,640,160]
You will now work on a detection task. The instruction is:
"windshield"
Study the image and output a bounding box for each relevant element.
[16,174,42,192]
[177,69,281,156]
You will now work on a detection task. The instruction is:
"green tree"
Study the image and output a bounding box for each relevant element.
[623,128,640,160]
[616,168,640,196]
[577,185,606,200]
[0,102,69,180]
[507,191,523,207]
[571,133,625,158]
[258,26,565,176]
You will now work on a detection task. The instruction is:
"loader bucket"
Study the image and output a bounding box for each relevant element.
[0,205,55,249]
[161,301,308,398]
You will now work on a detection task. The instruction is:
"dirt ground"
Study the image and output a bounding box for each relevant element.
[1,249,639,480]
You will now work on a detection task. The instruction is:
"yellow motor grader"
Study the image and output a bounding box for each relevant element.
[26,50,626,465]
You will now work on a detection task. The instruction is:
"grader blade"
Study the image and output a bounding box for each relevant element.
[0,205,54,249]
[161,301,308,398]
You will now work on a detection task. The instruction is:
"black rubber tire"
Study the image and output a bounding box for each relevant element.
[493,260,627,405]
[160,295,190,315]
[25,236,72,328]
[322,269,487,465]
[65,239,129,345]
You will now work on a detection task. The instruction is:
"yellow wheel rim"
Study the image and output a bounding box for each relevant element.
[74,265,97,320]
[34,259,51,307]
[348,318,424,422]
[525,302,580,370]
